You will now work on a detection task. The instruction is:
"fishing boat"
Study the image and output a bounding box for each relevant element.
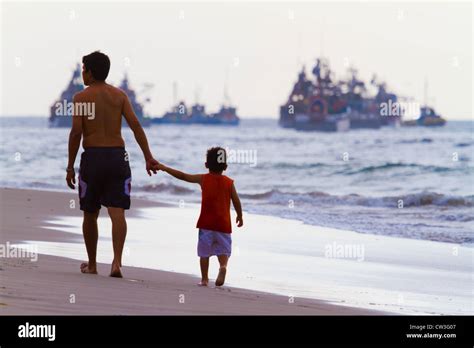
[403,106,446,127]
[152,102,239,125]
[152,83,239,125]
[119,74,151,127]
[48,64,83,128]
[402,80,446,127]
[280,58,402,131]
[49,65,151,127]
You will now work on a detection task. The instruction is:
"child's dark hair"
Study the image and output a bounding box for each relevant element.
[206,147,228,173]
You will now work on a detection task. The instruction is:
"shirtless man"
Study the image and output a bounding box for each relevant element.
[66,51,159,278]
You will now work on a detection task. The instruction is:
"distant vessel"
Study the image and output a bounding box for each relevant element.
[152,83,239,125]
[152,101,239,125]
[403,106,446,127]
[280,59,349,132]
[417,106,446,126]
[210,105,239,125]
[119,74,151,127]
[402,80,446,127]
[49,65,151,127]
[280,58,402,132]
[49,64,83,128]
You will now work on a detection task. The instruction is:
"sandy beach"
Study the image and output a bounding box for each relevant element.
[0,187,380,315]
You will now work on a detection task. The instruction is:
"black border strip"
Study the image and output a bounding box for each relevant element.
[0,315,472,346]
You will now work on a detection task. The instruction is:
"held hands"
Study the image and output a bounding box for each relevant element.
[67,157,161,189]
[146,157,160,176]
[144,160,243,227]
[151,162,164,172]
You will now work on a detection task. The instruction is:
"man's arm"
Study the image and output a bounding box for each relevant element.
[121,92,158,175]
[231,183,243,227]
[66,95,83,189]
[158,164,202,185]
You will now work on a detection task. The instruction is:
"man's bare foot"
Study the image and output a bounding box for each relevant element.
[80,262,97,274]
[197,279,209,287]
[215,267,227,286]
[109,262,123,278]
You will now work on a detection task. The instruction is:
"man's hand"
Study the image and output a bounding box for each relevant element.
[66,169,76,189]
[236,215,243,227]
[146,157,160,176]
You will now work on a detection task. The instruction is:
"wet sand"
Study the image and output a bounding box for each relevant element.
[0,188,378,315]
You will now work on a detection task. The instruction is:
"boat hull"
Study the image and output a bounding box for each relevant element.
[349,118,381,129]
[293,115,350,132]
[280,111,351,132]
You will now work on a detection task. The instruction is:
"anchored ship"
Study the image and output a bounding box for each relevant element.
[152,83,239,125]
[152,101,239,125]
[280,59,349,132]
[280,58,402,131]
[402,106,446,127]
[119,74,151,127]
[402,80,446,127]
[49,65,151,127]
[49,64,84,128]
[210,105,239,125]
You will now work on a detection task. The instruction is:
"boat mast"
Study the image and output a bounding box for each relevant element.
[320,17,325,58]
[423,77,428,107]
[194,86,201,104]
[172,81,178,106]
[223,68,231,106]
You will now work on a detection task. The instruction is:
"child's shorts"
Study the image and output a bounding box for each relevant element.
[197,229,232,257]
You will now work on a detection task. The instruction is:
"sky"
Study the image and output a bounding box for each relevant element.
[1,1,472,119]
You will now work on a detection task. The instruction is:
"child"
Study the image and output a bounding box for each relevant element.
[156,147,243,287]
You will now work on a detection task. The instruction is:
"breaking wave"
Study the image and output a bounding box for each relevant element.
[335,162,455,175]
[241,189,474,208]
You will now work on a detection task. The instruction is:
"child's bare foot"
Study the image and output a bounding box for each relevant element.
[80,262,97,274]
[109,261,123,278]
[197,279,209,287]
[215,267,227,286]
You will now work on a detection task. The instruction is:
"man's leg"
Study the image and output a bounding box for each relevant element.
[215,255,229,286]
[199,257,209,286]
[81,210,99,274]
[107,207,127,278]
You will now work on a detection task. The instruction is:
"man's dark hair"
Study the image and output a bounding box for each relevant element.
[82,51,110,81]
[206,147,227,173]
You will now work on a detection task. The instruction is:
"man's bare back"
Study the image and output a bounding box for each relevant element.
[75,82,126,148]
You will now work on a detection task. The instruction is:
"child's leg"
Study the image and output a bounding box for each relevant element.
[199,257,209,286]
[217,255,229,268]
[215,255,229,286]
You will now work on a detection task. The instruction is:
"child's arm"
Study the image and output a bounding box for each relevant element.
[157,163,202,185]
[231,183,243,227]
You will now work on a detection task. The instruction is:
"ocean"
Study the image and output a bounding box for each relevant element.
[1,117,473,245]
